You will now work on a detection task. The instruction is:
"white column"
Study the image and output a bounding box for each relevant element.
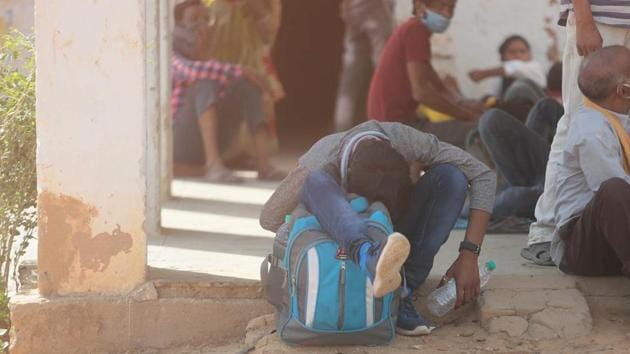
[35,0,159,295]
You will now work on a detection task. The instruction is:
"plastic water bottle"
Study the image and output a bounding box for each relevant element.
[426,260,497,317]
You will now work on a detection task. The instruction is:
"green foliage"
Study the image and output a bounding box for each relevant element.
[0,30,36,328]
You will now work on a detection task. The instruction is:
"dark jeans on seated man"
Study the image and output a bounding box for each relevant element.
[300,164,468,294]
[559,178,630,277]
[173,77,266,165]
[478,98,564,220]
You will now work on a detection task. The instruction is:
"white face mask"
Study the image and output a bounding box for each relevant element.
[622,83,630,100]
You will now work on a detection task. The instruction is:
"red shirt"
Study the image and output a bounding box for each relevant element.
[367,18,431,123]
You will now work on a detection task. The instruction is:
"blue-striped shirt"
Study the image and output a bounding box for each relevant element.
[559,0,630,27]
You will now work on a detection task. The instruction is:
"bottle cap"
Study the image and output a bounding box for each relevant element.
[284,215,291,223]
[486,260,497,271]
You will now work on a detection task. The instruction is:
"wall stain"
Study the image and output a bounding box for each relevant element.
[38,191,133,295]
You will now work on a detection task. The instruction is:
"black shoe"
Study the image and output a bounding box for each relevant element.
[396,296,436,336]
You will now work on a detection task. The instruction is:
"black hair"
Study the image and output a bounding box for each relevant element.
[499,35,531,60]
[174,0,203,25]
[547,62,562,92]
[347,139,412,222]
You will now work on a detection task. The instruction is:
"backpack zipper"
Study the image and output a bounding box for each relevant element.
[337,261,346,330]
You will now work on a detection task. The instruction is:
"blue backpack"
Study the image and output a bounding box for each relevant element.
[260,196,400,346]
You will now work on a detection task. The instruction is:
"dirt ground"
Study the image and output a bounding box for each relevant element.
[156,300,630,354]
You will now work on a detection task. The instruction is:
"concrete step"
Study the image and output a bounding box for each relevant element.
[12,260,630,354]
[9,267,273,354]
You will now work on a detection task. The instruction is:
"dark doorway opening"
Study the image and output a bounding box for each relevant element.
[273,0,345,152]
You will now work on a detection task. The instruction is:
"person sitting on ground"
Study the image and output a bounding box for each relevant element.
[467,59,564,230]
[204,0,286,170]
[260,120,497,336]
[523,0,630,271]
[469,35,547,106]
[467,97,564,235]
[367,0,484,148]
[463,61,564,206]
[171,0,285,182]
[550,45,630,276]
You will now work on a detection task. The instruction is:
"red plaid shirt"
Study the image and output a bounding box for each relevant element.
[171,54,243,118]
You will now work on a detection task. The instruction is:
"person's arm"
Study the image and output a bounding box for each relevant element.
[426,66,462,100]
[573,0,602,56]
[470,61,546,88]
[430,140,495,307]
[407,61,481,121]
[443,209,490,308]
[382,123,497,306]
[260,166,309,232]
[469,67,505,83]
[382,124,498,215]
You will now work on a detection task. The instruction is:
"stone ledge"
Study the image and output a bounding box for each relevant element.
[148,266,264,299]
[10,267,273,354]
[483,274,577,291]
[479,288,592,340]
[574,276,630,297]
[10,292,273,354]
[153,279,263,299]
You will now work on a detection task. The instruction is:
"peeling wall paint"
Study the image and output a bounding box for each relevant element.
[35,0,148,295]
[38,192,134,295]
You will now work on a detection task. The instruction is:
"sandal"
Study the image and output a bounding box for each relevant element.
[258,167,286,182]
[205,168,244,184]
[520,242,555,266]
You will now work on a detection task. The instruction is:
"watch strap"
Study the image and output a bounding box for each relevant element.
[459,240,481,255]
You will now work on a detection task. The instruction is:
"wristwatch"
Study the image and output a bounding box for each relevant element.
[459,240,481,256]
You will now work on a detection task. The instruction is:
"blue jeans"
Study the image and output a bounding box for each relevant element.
[478,98,563,219]
[300,164,468,292]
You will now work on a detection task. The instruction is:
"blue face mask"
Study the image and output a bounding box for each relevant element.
[421,9,451,33]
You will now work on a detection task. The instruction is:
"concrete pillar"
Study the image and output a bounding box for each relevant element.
[35,0,158,295]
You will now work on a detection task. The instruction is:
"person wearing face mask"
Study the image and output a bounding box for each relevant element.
[550,46,630,277]
[469,35,547,114]
[367,0,484,148]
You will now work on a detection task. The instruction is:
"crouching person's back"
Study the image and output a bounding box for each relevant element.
[260,119,497,345]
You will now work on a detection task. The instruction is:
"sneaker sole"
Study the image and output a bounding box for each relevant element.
[396,325,436,336]
[373,232,410,298]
